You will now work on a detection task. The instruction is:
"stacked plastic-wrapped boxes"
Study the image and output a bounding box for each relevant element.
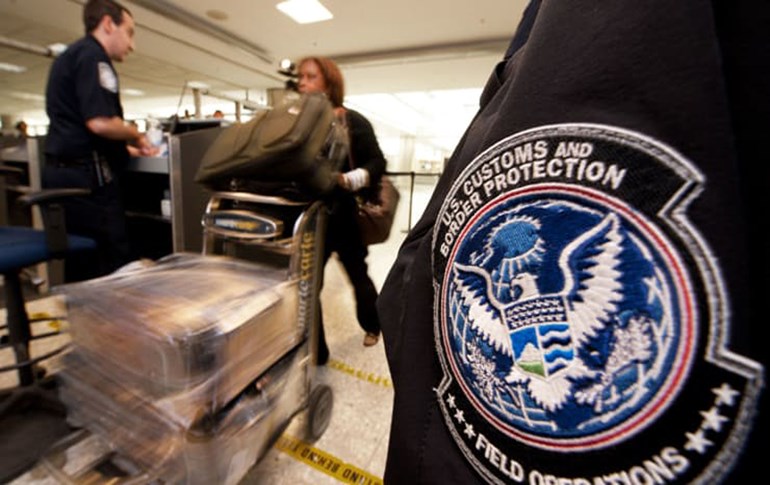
[55,253,308,483]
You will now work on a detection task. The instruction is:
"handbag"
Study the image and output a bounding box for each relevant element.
[356,175,400,245]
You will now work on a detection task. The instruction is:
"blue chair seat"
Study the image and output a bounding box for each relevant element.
[0,226,96,274]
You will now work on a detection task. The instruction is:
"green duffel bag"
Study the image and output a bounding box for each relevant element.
[194,91,348,196]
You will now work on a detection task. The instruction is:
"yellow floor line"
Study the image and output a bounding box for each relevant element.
[327,359,392,389]
[275,434,383,485]
[28,311,64,331]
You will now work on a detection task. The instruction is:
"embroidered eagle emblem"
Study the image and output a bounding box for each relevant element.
[453,212,624,412]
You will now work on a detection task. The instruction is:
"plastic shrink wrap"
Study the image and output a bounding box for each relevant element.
[58,252,302,416]
[57,347,306,484]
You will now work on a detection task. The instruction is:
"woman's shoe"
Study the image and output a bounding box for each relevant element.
[363,332,380,347]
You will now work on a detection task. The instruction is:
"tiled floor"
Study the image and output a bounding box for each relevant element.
[1,176,437,484]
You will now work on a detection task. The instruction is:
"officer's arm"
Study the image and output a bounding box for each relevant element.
[86,115,141,141]
[86,116,158,156]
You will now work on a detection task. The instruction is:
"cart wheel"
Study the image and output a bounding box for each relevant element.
[307,385,333,441]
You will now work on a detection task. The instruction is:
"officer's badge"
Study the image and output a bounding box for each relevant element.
[432,124,762,483]
[98,61,118,93]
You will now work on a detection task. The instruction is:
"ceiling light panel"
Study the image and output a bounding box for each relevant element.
[276,0,333,24]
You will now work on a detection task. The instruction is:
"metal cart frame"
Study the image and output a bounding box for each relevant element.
[201,189,334,442]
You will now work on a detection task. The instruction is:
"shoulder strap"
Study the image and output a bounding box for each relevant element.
[339,108,355,170]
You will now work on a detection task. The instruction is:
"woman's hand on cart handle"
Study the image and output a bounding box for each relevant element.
[338,168,369,191]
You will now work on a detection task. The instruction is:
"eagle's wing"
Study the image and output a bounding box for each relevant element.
[558,213,624,346]
[453,263,512,356]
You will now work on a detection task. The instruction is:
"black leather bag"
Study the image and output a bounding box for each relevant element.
[194,91,348,196]
[356,175,400,245]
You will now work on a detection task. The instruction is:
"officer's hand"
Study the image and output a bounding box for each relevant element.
[136,134,161,156]
[139,145,161,156]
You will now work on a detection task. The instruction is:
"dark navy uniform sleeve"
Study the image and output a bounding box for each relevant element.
[75,38,121,121]
[378,1,767,483]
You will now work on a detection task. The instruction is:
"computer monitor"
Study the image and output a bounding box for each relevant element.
[163,117,224,135]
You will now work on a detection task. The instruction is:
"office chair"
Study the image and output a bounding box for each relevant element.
[0,164,96,481]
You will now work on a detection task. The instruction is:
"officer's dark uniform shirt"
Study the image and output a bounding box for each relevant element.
[45,34,129,167]
[42,33,133,281]
[377,0,767,483]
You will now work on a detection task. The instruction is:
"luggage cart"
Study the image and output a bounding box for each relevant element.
[23,188,335,484]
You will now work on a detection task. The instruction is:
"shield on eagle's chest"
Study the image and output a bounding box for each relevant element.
[505,296,574,378]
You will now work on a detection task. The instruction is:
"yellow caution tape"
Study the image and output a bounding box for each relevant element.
[327,359,392,389]
[275,434,383,485]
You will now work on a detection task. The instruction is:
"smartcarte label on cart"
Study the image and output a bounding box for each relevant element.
[431,124,763,484]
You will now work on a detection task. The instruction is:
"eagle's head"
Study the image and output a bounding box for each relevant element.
[510,272,539,300]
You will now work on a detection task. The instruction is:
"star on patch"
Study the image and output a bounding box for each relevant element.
[454,409,465,423]
[700,407,729,432]
[684,429,713,454]
[712,383,739,407]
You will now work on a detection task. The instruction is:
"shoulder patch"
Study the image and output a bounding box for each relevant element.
[98,61,118,93]
[431,123,763,484]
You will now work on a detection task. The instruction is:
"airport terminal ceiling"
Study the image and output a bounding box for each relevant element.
[0,0,526,148]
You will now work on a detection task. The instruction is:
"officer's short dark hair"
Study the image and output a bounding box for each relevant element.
[83,0,132,34]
